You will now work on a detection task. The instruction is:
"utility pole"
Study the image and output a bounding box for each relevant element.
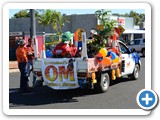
[30,9,38,60]
[30,9,36,39]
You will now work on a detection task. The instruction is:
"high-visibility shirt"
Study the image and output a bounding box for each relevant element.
[26,45,34,60]
[16,46,28,63]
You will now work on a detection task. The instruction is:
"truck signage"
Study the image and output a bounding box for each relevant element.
[41,58,79,89]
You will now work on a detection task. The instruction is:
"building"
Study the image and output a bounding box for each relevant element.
[9,14,145,60]
[9,14,145,40]
[99,15,145,41]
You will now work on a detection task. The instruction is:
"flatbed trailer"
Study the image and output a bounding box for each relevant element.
[33,32,141,93]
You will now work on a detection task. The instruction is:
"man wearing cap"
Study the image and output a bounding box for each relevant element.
[16,39,30,93]
[88,28,97,39]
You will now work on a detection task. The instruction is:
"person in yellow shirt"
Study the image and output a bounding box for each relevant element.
[16,39,30,93]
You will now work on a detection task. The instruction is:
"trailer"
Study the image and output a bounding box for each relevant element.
[33,32,141,93]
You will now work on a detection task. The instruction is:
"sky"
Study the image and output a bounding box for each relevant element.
[9,9,145,18]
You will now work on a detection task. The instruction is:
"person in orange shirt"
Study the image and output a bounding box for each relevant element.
[26,38,36,86]
[16,39,30,93]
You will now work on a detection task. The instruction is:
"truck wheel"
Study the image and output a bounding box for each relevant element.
[95,73,110,93]
[130,64,139,80]
[141,48,145,57]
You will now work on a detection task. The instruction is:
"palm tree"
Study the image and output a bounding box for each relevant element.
[38,9,70,42]
[38,10,54,33]
[38,9,70,35]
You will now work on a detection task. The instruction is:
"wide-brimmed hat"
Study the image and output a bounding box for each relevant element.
[18,40,26,45]
[90,29,97,35]
[62,31,72,43]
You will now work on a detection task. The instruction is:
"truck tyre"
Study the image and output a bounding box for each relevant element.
[141,48,145,57]
[130,64,139,80]
[95,72,110,93]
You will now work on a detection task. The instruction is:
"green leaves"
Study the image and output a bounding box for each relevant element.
[38,10,70,36]
[13,10,29,18]
[12,9,40,19]
[89,9,116,52]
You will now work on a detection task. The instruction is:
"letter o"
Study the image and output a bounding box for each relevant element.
[44,65,58,81]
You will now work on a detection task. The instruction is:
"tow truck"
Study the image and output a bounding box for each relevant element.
[33,32,141,93]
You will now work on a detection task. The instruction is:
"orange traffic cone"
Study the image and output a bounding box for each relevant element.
[41,44,46,58]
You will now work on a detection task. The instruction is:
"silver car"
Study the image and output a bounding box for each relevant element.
[127,38,145,56]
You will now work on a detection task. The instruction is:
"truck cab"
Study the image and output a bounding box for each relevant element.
[118,40,141,78]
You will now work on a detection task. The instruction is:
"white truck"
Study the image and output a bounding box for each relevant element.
[33,32,141,93]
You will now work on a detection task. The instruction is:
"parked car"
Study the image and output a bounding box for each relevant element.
[127,38,145,57]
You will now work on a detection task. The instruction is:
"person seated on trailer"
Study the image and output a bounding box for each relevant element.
[88,28,97,39]
[87,28,98,58]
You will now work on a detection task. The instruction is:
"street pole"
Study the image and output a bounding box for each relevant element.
[30,9,38,60]
[30,9,36,39]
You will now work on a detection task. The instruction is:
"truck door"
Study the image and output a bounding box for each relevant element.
[118,42,135,76]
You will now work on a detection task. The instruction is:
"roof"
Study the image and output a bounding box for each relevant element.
[123,29,145,34]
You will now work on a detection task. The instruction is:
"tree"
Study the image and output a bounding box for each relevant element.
[88,9,116,53]
[139,13,145,22]
[38,9,70,35]
[51,11,70,35]
[12,10,29,18]
[38,10,54,33]
[124,13,129,17]
[112,11,145,26]
[129,11,141,25]
[11,9,40,19]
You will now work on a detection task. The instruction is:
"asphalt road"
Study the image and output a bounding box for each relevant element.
[9,57,145,109]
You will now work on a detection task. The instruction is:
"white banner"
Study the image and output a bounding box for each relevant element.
[41,58,79,90]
